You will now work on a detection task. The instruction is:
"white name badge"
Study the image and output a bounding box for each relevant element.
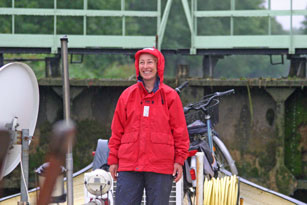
[143,106,150,117]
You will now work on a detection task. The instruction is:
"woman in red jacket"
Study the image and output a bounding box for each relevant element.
[108,48,189,205]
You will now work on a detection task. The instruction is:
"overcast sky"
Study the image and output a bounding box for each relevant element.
[263,0,307,30]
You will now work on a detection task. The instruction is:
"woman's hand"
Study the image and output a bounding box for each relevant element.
[173,163,183,182]
[109,164,118,181]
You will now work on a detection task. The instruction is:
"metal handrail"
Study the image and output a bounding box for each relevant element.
[181,0,307,54]
[0,0,173,52]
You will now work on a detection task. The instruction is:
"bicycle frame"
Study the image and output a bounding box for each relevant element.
[205,114,214,154]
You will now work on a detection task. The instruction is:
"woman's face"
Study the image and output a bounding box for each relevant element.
[139,53,157,82]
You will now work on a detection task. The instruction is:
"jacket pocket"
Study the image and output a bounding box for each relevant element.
[121,132,138,144]
[118,132,138,162]
[150,132,174,164]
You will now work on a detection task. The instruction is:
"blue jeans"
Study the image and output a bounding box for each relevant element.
[115,171,173,205]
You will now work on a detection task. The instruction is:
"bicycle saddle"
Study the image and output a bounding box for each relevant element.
[187,120,207,135]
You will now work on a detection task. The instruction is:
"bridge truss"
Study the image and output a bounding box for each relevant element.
[0,0,307,77]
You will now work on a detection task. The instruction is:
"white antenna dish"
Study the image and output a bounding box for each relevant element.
[0,62,39,178]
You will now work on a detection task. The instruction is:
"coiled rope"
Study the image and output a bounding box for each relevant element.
[203,175,239,205]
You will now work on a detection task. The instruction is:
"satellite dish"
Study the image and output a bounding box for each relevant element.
[0,62,39,178]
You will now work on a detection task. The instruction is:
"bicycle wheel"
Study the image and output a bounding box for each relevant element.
[213,135,238,175]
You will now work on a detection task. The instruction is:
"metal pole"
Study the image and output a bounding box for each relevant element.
[195,152,204,205]
[157,0,161,34]
[83,0,87,35]
[230,0,235,35]
[20,129,29,204]
[12,0,15,34]
[176,177,184,205]
[289,0,294,54]
[60,36,74,205]
[191,0,196,54]
[121,0,126,36]
[52,0,57,53]
[268,0,271,35]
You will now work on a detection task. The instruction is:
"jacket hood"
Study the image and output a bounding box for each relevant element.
[135,48,165,83]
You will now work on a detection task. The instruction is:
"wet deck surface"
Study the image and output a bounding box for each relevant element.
[2,170,302,205]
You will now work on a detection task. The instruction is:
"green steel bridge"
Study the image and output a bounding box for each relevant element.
[0,0,307,77]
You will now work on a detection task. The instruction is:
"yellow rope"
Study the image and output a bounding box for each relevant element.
[203,175,239,205]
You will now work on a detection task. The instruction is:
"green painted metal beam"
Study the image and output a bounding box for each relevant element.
[181,0,193,34]
[195,9,307,17]
[157,0,173,49]
[0,34,156,49]
[121,0,126,36]
[157,0,161,36]
[191,0,197,54]
[195,35,307,49]
[0,8,158,17]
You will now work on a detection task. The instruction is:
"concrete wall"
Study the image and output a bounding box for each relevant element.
[2,79,306,197]
[179,82,307,196]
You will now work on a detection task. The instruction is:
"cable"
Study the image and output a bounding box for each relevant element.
[20,159,30,200]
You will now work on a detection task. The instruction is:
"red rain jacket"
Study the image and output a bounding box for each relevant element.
[107,48,189,174]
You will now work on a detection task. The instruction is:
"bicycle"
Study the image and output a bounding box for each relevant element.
[175,81,238,204]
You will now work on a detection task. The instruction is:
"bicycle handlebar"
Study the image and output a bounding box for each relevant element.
[184,89,235,113]
[175,81,189,95]
[214,89,235,97]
